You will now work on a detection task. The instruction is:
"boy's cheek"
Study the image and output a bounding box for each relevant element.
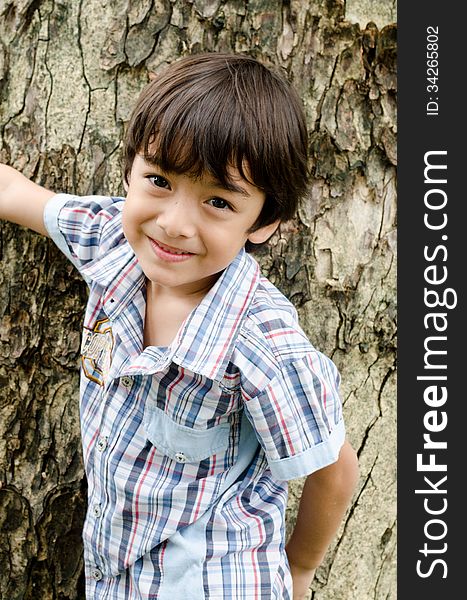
[121,208,135,242]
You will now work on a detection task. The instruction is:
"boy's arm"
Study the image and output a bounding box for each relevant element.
[0,164,55,236]
[286,439,359,600]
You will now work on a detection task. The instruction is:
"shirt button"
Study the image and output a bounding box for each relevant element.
[92,504,102,518]
[91,567,103,581]
[96,437,108,452]
[174,452,187,463]
[121,376,133,388]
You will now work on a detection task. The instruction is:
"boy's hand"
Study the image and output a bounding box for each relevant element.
[288,560,316,599]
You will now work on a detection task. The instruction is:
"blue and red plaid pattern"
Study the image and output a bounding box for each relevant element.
[44,194,345,599]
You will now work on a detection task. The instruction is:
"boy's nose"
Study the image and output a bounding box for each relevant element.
[157,198,197,239]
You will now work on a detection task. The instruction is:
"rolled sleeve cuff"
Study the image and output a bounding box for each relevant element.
[43,193,87,278]
[43,193,75,259]
[267,418,346,481]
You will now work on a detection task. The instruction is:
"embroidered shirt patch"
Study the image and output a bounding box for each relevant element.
[81,318,113,385]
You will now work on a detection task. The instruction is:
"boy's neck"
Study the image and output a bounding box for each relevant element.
[145,273,220,304]
[143,275,220,349]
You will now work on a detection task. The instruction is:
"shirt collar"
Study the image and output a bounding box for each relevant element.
[170,249,260,382]
[80,238,145,318]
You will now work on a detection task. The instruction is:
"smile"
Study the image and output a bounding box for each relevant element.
[148,237,194,262]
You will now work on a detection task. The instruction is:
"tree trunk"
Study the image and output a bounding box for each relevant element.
[0,1,396,598]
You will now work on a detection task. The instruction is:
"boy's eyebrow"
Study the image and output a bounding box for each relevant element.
[208,178,251,197]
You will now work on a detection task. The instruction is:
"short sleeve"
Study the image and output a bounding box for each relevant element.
[242,351,345,481]
[43,193,124,274]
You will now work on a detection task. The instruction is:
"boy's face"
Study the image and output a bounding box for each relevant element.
[122,155,278,298]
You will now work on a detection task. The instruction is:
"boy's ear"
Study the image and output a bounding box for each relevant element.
[123,177,129,192]
[247,220,280,245]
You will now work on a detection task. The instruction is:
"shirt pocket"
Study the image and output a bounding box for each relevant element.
[143,404,231,465]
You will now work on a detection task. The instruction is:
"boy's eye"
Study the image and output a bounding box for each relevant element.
[148,175,170,189]
[207,197,231,210]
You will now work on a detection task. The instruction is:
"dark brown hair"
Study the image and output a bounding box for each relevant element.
[123,53,309,248]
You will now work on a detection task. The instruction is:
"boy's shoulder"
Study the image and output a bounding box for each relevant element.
[50,192,124,219]
[61,192,125,248]
[234,274,340,400]
[248,274,300,332]
[44,193,128,282]
[234,270,321,394]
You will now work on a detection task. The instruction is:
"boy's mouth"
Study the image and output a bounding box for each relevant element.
[148,237,194,261]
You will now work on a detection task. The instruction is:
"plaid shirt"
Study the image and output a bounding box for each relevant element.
[44,194,345,600]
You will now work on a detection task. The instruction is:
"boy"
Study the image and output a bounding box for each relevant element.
[0,53,358,599]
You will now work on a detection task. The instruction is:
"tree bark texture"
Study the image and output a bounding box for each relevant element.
[0,1,396,598]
